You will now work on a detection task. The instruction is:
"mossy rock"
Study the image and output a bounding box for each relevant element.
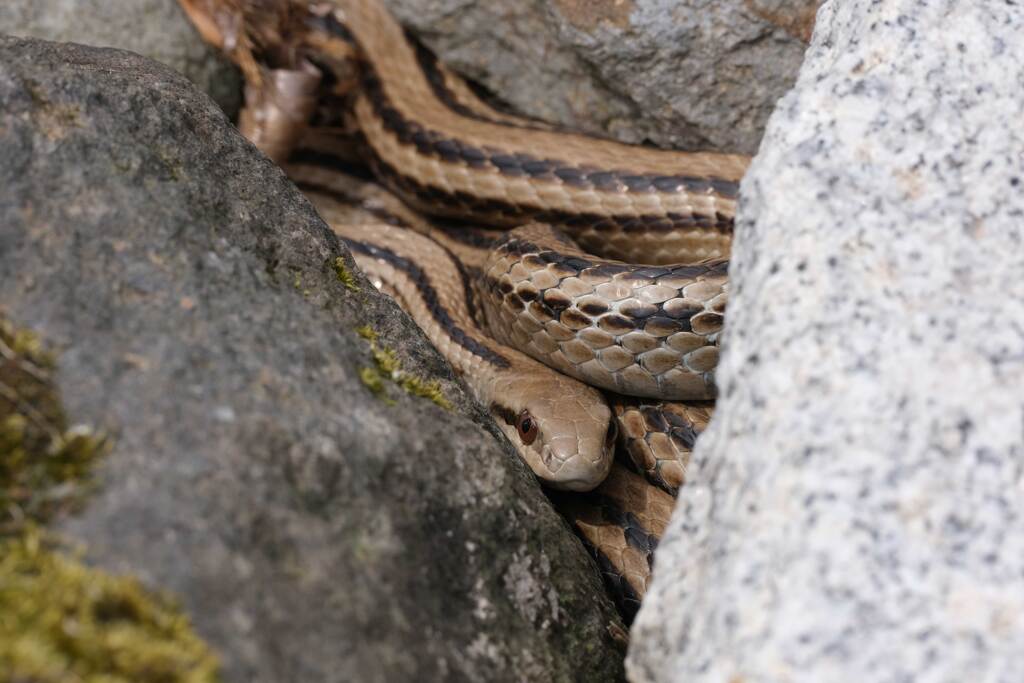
[0,313,222,683]
[0,530,220,683]
[0,312,108,536]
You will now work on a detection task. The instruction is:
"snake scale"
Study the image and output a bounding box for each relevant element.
[179,0,744,622]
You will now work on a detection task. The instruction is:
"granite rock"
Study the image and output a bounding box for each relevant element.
[0,37,626,683]
[0,0,241,116]
[628,1,1024,681]
[384,0,818,155]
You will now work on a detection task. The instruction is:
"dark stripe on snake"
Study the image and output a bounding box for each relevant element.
[458,264,487,325]
[431,222,502,250]
[406,31,505,124]
[362,72,739,199]
[294,171,501,252]
[645,404,702,449]
[296,144,729,233]
[359,148,732,234]
[306,9,355,43]
[307,23,741,205]
[347,51,740,203]
[344,239,511,368]
[407,32,480,122]
[587,494,660,567]
[290,149,376,180]
[299,180,489,322]
[405,29,561,133]
[493,234,730,280]
[490,401,518,428]
[577,533,643,625]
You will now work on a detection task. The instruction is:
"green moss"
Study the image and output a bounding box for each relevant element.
[358,367,395,406]
[154,145,186,182]
[393,369,452,410]
[0,313,109,537]
[24,78,82,138]
[0,529,221,683]
[291,272,311,299]
[0,311,222,682]
[354,325,452,411]
[372,346,401,376]
[332,257,360,292]
[111,154,134,175]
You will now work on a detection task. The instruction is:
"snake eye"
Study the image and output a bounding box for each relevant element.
[516,410,539,445]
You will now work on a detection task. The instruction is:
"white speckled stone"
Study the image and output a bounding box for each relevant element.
[627,2,1024,682]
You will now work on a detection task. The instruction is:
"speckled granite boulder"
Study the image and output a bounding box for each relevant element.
[0,37,626,683]
[0,0,241,116]
[627,1,1024,681]
[385,0,818,155]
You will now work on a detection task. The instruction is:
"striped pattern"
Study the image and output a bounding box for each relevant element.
[182,0,741,619]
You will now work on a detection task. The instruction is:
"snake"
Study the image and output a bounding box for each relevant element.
[178,0,743,620]
[282,160,708,621]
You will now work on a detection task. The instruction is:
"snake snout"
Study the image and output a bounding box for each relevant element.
[537,397,615,492]
[546,449,614,492]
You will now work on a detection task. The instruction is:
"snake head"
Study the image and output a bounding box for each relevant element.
[490,373,615,492]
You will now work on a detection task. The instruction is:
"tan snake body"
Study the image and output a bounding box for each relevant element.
[341,220,619,492]
[289,162,683,619]
[178,0,736,620]
[289,159,704,618]
[305,1,742,402]
[329,2,744,257]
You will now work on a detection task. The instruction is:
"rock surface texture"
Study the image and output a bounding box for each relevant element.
[385,0,818,155]
[0,0,241,116]
[628,2,1024,682]
[0,37,627,683]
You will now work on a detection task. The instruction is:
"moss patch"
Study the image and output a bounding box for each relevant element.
[292,271,311,299]
[0,311,222,682]
[358,366,394,406]
[0,312,109,537]
[24,77,82,141]
[355,325,452,410]
[0,529,221,683]
[332,257,360,292]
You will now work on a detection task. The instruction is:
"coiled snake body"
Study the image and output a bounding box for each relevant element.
[179,0,746,620]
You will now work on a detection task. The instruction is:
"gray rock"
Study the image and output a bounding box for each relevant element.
[0,37,626,683]
[628,1,1024,681]
[0,0,241,117]
[385,0,818,154]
